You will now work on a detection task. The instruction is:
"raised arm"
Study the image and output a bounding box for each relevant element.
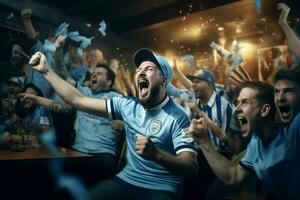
[29,52,108,117]
[278,3,300,60]
[172,59,193,91]
[21,8,37,40]
[210,41,231,58]
[189,118,248,184]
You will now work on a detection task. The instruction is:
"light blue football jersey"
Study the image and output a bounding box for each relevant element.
[107,96,197,193]
[240,113,300,199]
[72,86,123,155]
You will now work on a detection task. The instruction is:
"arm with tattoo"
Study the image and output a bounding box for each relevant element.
[18,93,73,114]
[48,101,72,113]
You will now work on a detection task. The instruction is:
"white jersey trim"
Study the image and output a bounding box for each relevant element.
[176,148,197,155]
[106,99,113,120]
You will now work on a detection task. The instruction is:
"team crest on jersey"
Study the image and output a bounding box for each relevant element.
[149,119,162,135]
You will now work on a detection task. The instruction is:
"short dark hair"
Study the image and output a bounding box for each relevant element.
[241,81,276,119]
[273,69,300,88]
[95,64,116,88]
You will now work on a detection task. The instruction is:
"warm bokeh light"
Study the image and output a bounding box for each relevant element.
[173,24,202,41]
[239,41,258,58]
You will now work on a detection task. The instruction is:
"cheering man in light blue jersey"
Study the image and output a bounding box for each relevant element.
[29,48,198,200]
[189,71,300,200]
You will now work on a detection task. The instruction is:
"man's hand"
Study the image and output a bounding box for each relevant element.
[109,59,120,74]
[278,3,290,23]
[111,120,125,132]
[18,93,38,104]
[135,135,158,160]
[29,52,49,74]
[187,102,209,120]
[21,8,32,19]
[188,118,210,145]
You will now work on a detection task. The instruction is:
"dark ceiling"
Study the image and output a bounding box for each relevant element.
[1,0,299,57]
[35,0,239,33]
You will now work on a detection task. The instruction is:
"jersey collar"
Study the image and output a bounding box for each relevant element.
[207,91,216,107]
[146,96,169,111]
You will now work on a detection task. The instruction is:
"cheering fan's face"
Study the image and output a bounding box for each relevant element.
[235,88,262,137]
[89,67,111,93]
[11,44,24,65]
[135,61,164,106]
[192,79,210,100]
[274,79,300,123]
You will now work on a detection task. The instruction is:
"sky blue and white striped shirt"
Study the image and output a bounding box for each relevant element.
[196,92,234,151]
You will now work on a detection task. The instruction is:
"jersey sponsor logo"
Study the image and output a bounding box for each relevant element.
[148,119,162,136]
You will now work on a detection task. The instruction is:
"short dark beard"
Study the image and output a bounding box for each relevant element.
[139,83,161,109]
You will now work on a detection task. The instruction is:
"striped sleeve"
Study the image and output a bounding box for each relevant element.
[106,99,114,120]
[106,96,133,121]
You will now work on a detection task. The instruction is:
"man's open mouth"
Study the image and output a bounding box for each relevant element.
[91,79,97,85]
[138,79,149,98]
[237,115,249,135]
[238,116,248,125]
[278,104,292,119]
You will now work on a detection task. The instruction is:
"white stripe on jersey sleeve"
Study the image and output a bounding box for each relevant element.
[106,99,113,120]
[176,148,198,155]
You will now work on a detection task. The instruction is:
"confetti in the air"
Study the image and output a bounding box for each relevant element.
[98,20,107,36]
[6,13,14,20]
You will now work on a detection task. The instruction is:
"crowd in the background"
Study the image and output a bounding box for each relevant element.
[0,2,300,200]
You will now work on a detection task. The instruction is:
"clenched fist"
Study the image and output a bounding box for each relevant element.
[21,8,32,19]
[29,52,49,74]
[135,135,158,160]
[188,118,209,144]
